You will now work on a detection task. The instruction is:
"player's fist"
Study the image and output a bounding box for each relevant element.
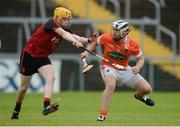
[132,65,140,74]
[80,51,89,59]
[73,41,83,48]
[88,32,99,43]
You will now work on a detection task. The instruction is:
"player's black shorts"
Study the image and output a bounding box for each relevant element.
[19,50,51,76]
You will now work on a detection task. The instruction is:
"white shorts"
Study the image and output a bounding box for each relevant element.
[100,65,144,88]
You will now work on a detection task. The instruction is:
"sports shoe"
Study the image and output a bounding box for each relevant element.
[43,103,59,116]
[97,115,106,121]
[11,111,19,120]
[135,94,155,106]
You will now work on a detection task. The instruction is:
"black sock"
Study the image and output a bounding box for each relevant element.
[44,98,50,108]
[14,102,22,112]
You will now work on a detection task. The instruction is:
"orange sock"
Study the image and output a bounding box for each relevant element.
[99,109,108,117]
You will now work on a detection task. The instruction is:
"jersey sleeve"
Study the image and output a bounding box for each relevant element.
[131,40,142,57]
[97,33,108,45]
[62,27,73,34]
[44,19,59,33]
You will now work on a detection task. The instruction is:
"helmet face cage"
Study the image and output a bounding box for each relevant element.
[54,7,72,20]
[112,20,131,37]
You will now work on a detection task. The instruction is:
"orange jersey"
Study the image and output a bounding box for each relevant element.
[97,33,142,69]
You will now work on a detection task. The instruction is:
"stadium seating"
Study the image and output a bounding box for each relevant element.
[0,0,180,91]
[54,0,180,91]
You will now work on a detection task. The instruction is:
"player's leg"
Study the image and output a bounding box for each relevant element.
[122,68,155,106]
[11,74,32,119]
[97,74,116,121]
[134,79,155,106]
[38,64,59,116]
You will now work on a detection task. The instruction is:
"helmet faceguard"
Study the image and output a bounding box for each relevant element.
[112,20,131,39]
[53,7,72,20]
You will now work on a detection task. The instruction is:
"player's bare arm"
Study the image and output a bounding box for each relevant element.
[132,54,144,74]
[55,28,83,48]
[80,41,98,59]
[72,34,89,44]
[72,32,99,44]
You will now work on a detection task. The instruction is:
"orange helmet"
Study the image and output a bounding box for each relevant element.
[53,7,72,20]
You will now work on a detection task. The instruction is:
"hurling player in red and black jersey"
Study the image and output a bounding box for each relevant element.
[11,7,93,119]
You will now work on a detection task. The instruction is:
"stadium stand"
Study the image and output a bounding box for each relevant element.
[0,0,180,91]
[53,0,180,91]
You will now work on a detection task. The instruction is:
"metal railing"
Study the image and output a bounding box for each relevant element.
[0,17,179,91]
[0,53,180,91]
[100,0,120,17]
[146,56,180,89]
[0,17,97,54]
[0,17,177,54]
[98,0,177,54]
[0,0,179,91]
[27,0,177,54]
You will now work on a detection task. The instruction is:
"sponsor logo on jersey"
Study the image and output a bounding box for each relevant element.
[108,51,127,60]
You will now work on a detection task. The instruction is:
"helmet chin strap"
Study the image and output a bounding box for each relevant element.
[113,37,122,42]
[113,31,124,42]
[113,28,132,42]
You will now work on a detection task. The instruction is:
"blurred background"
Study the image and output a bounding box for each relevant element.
[0,0,180,92]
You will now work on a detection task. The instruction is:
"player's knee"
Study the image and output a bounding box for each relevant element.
[45,76,55,83]
[20,85,28,92]
[147,87,152,93]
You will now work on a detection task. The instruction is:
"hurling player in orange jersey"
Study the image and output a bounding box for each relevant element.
[80,20,155,121]
[11,7,95,120]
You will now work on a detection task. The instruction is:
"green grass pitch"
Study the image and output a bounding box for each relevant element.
[0,91,180,126]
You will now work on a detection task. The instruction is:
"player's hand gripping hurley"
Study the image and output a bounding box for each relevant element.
[80,47,127,70]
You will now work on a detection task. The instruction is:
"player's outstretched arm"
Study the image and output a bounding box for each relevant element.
[55,27,83,48]
[72,34,88,44]
[72,32,99,44]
